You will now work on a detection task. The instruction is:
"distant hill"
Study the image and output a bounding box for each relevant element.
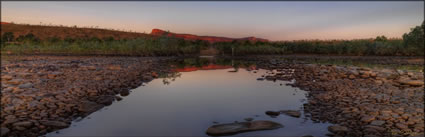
[0,23,151,40]
[1,22,268,43]
[151,28,268,43]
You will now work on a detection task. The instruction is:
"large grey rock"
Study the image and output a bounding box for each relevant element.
[206,120,283,136]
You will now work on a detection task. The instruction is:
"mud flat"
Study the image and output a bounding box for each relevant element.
[1,56,173,136]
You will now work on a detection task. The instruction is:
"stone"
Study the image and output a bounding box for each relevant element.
[40,120,69,128]
[280,110,301,118]
[7,79,23,85]
[328,125,349,133]
[256,78,265,81]
[398,80,424,86]
[78,101,104,116]
[370,120,385,126]
[18,83,34,89]
[361,115,376,123]
[12,121,33,127]
[206,120,283,136]
[107,65,121,70]
[348,75,355,79]
[244,118,254,122]
[265,111,280,116]
[120,90,130,96]
[395,123,408,129]
[1,75,13,81]
[96,95,115,106]
[1,127,10,137]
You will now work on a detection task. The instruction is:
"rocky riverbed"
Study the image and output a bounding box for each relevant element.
[1,55,424,137]
[1,56,173,137]
[250,57,424,137]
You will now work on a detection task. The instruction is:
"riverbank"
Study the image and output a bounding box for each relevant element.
[0,55,423,137]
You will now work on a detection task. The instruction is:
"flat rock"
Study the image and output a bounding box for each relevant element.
[18,83,34,89]
[7,79,23,85]
[398,79,424,86]
[1,127,9,137]
[12,121,33,127]
[78,101,104,116]
[40,120,69,128]
[328,125,349,133]
[265,111,280,116]
[280,110,301,118]
[206,120,283,136]
[370,120,385,126]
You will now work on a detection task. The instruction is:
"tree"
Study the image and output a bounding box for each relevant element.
[2,32,14,42]
[402,21,424,55]
[375,35,387,42]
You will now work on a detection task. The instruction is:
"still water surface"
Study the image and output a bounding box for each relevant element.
[48,65,331,136]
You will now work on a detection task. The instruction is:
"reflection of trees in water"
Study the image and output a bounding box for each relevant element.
[161,71,182,85]
[171,57,257,70]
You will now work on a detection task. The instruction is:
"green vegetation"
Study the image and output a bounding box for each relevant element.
[1,21,423,56]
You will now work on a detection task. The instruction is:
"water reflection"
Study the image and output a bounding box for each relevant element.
[48,58,331,137]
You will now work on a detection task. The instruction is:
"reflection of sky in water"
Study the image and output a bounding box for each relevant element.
[48,68,331,136]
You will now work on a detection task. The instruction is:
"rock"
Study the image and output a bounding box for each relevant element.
[361,115,375,123]
[7,79,23,85]
[40,120,69,128]
[1,127,9,136]
[398,79,424,86]
[302,135,314,137]
[328,125,349,133]
[78,101,104,116]
[348,75,355,80]
[395,123,408,129]
[244,118,254,121]
[115,96,123,101]
[1,75,13,81]
[280,110,301,118]
[12,121,33,127]
[206,120,283,136]
[265,111,280,116]
[370,120,385,126]
[256,78,265,81]
[120,90,130,96]
[18,83,33,89]
[96,95,115,106]
[107,65,121,70]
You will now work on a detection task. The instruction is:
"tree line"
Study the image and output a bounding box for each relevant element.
[1,21,423,56]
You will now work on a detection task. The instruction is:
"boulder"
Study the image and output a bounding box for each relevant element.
[280,110,301,118]
[265,111,280,116]
[40,120,69,129]
[78,101,104,116]
[1,127,9,137]
[398,79,424,86]
[206,120,283,136]
[328,125,349,133]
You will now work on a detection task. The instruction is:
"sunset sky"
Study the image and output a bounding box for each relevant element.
[1,2,423,41]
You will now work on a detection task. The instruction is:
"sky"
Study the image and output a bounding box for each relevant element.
[1,2,423,41]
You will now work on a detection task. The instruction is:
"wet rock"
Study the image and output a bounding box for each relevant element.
[1,127,10,137]
[40,120,69,129]
[280,110,301,118]
[328,125,349,133]
[265,111,280,116]
[206,120,283,136]
[244,118,254,122]
[96,95,115,106]
[120,90,130,96]
[78,101,104,116]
